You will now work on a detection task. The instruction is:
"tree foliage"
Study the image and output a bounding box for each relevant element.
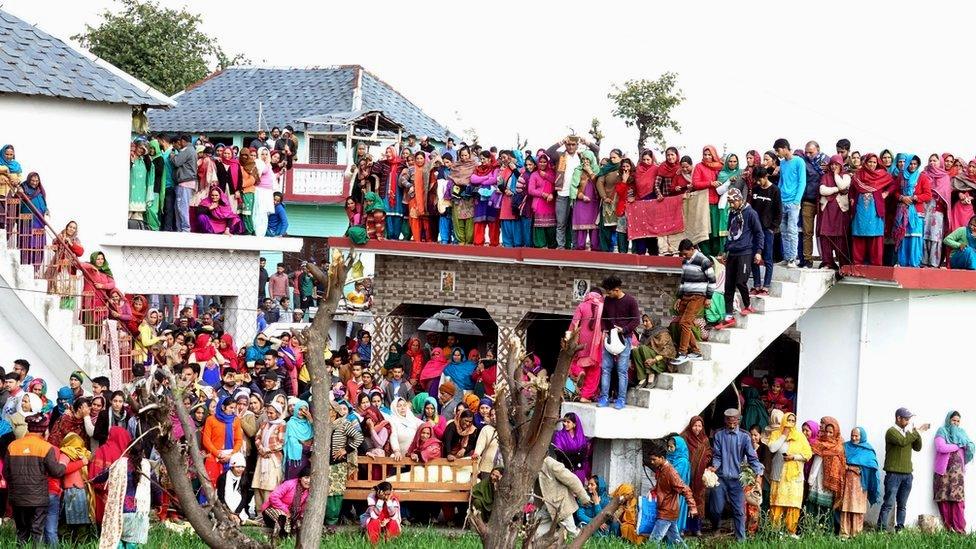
[588,117,605,147]
[73,0,248,96]
[608,72,685,153]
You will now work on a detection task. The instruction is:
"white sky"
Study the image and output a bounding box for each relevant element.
[5,0,976,160]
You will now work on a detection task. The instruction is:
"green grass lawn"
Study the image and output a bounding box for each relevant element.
[3,523,973,548]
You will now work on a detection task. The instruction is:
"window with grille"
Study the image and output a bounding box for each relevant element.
[309,137,338,164]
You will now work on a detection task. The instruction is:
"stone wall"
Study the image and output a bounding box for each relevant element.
[370,255,680,367]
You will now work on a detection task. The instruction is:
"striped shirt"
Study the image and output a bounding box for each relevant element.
[678,251,716,298]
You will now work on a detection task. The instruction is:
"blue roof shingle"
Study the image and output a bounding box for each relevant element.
[147,66,456,140]
[0,9,169,107]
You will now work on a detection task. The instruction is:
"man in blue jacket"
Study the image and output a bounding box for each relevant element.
[715,188,763,330]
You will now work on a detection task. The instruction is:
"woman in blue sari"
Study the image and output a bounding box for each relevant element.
[894,155,933,267]
[944,215,976,269]
[575,475,620,537]
[442,347,476,393]
[667,435,692,533]
[839,426,880,539]
[18,171,48,270]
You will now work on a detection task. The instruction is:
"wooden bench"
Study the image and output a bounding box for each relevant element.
[344,456,477,502]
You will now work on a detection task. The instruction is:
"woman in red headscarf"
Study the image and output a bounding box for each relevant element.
[402,151,432,242]
[692,146,724,255]
[372,146,407,240]
[218,333,239,371]
[680,416,712,536]
[654,147,685,255]
[471,150,501,246]
[950,159,976,234]
[850,154,895,265]
[89,426,133,523]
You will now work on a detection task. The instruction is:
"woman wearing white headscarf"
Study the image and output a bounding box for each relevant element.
[389,397,421,454]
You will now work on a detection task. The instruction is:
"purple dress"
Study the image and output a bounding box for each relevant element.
[572,177,600,230]
[552,412,592,484]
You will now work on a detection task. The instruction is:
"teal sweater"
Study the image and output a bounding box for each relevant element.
[883,427,922,473]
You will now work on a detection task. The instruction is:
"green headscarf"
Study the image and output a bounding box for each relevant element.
[364,191,386,213]
[569,149,599,205]
[147,139,162,159]
[88,251,113,277]
[937,411,975,464]
[384,342,404,371]
[411,392,430,417]
[717,154,742,184]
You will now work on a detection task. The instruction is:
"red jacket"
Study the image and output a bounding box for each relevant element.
[653,461,698,521]
[895,172,933,214]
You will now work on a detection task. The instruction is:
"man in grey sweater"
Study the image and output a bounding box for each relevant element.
[169,134,198,232]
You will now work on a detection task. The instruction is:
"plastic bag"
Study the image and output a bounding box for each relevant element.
[637,492,658,536]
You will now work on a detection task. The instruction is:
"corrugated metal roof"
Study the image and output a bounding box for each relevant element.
[0,9,170,107]
[147,66,456,140]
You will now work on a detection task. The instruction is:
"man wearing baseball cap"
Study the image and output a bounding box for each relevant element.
[705,408,764,541]
[878,407,930,532]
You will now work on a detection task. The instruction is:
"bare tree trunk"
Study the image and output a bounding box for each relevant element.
[637,125,648,155]
[481,332,582,549]
[138,367,270,549]
[295,257,346,548]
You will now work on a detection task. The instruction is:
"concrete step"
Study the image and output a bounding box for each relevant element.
[708,327,747,344]
[656,372,692,391]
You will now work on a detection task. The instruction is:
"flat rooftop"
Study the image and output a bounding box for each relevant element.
[839,265,976,291]
[326,238,683,274]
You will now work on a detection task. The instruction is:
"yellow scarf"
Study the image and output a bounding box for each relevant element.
[61,432,96,522]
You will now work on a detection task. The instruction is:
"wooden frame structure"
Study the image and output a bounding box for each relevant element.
[296,109,404,167]
[344,456,477,503]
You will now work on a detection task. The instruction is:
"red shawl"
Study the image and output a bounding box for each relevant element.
[852,154,895,219]
[193,333,216,362]
[635,153,658,199]
[615,174,633,216]
[924,156,952,208]
[407,425,443,463]
[473,153,499,177]
[405,337,425,382]
[375,147,404,209]
[124,295,148,334]
[219,333,239,371]
[944,153,961,178]
[701,145,724,171]
[680,416,712,508]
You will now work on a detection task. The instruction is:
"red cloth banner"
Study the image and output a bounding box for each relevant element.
[625,196,685,238]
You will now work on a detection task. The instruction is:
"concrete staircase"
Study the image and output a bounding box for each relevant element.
[0,228,108,382]
[563,266,835,440]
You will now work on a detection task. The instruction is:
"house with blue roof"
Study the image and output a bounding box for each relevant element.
[147,65,457,248]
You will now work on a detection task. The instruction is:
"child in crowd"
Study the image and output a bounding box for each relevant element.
[361,481,402,545]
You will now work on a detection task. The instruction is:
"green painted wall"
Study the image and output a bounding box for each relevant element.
[284,203,347,237]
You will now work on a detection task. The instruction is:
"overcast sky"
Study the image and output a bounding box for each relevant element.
[5,0,975,160]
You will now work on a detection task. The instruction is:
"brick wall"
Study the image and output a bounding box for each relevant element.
[370,255,680,367]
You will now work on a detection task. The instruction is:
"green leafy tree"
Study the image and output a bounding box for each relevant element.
[73,0,248,96]
[608,72,684,153]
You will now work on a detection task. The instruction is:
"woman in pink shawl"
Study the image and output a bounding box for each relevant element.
[196,186,243,234]
[418,348,448,395]
[528,153,557,248]
[569,287,604,402]
[407,424,443,463]
[950,160,976,235]
[922,154,952,267]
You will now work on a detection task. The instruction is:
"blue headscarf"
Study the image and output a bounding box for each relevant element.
[442,346,476,392]
[55,386,75,415]
[936,411,974,464]
[667,435,692,531]
[890,152,910,177]
[284,400,313,464]
[901,154,922,195]
[0,145,21,174]
[843,426,881,505]
[213,397,237,471]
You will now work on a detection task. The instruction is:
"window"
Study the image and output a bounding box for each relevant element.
[309,137,338,165]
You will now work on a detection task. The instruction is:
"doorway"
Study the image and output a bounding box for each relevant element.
[522,312,572,375]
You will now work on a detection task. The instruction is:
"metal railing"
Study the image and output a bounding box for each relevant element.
[1,189,134,381]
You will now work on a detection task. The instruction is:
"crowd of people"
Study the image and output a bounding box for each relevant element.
[342,135,976,271]
[126,131,292,236]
